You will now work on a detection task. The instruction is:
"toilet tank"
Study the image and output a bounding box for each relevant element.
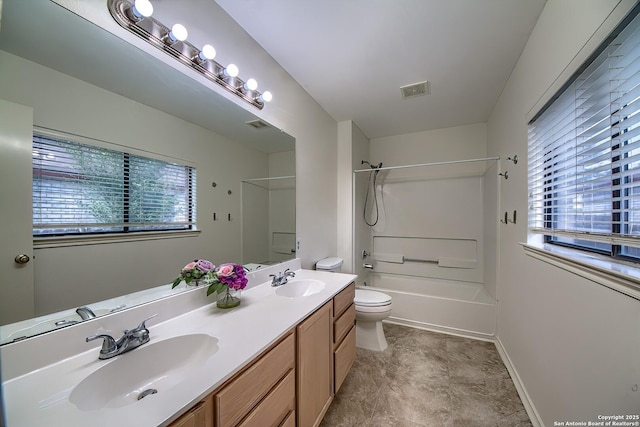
[315,257,343,273]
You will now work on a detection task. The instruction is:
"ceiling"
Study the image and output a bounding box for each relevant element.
[216,0,547,139]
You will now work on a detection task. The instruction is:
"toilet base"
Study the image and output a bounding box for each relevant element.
[355,319,388,352]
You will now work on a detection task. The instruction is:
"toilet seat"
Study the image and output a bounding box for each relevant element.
[355,304,392,313]
[355,289,392,307]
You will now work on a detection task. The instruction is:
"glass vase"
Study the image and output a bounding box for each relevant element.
[216,288,241,309]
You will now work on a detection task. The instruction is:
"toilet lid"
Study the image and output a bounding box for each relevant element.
[355,289,392,306]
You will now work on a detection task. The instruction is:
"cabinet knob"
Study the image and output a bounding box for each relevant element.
[14,254,30,264]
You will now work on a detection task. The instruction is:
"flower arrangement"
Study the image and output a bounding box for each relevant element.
[172,259,215,288]
[171,260,248,309]
[206,263,248,296]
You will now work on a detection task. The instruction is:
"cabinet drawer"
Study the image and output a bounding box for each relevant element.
[333,282,355,318]
[333,303,355,345]
[216,332,295,427]
[238,370,295,427]
[334,326,356,394]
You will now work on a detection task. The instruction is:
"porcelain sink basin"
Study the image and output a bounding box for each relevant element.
[69,334,218,411]
[275,279,326,298]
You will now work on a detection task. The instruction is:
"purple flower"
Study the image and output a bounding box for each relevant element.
[215,263,248,290]
[196,259,214,273]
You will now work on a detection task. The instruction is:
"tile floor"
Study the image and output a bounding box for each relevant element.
[320,323,532,427]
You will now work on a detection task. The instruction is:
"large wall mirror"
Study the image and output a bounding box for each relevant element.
[0,0,295,344]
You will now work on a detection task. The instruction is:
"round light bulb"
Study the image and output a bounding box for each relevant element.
[260,91,273,103]
[199,44,216,61]
[132,0,153,19]
[224,64,239,78]
[244,78,258,91]
[169,24,188,42]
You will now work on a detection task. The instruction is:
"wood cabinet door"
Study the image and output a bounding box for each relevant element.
[168,395,213,427]
[296,301,333,427]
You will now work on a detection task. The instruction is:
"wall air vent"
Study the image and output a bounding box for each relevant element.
[245,119,270,129]
[400,81,430,99]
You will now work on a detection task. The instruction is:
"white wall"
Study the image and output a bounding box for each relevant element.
[487,0,640,423]
[337,120,370,274]
[371,123,487,167]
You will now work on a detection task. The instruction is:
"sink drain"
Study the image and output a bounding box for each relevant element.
[138,388,158,400]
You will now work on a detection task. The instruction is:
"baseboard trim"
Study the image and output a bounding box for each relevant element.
[494,337,544,427]
[385,317,495,342]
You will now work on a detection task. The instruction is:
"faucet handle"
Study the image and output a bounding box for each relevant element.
[86,334,117,354]
[135,314,158,332]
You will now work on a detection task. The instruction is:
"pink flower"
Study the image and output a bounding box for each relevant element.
[216,263,234,277]
[182,261,196,271]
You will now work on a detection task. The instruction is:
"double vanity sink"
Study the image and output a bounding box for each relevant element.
[1,265,355,427]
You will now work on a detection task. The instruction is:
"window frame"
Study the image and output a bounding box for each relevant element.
[528,4,640,264]
[32,128,198,243]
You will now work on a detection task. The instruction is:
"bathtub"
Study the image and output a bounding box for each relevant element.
[362,272,497,339]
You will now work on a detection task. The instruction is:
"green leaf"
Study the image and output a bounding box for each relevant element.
[171,278,182,289]
[206,282,226,296]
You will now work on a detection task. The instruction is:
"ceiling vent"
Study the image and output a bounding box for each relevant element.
[400,81,430,99]
[245,119,270,129]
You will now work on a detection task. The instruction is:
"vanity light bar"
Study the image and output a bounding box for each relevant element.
[107,0,271,110]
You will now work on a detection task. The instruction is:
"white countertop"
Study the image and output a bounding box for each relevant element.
[2,268,356,427]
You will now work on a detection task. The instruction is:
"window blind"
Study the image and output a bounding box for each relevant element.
[33,133,196,236]
[528,9,640,253]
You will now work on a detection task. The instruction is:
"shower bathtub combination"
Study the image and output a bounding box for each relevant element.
[354,157,500,339]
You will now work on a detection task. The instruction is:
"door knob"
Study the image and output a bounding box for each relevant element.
[14,254,30,264]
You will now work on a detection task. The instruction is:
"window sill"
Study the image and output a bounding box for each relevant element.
[521,242,640,301]
[34,230,201,249]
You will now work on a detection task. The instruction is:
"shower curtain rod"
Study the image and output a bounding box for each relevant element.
[353,156,500,173]
[242,175,295,182]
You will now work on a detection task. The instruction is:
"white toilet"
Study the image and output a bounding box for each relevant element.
[354,289,392,351]
[315,257,392,352]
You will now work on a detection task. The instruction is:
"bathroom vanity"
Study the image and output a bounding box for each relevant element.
[1,263,356,427]
[171,282,355,427]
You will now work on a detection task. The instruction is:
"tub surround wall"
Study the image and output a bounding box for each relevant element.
[488,0,640,423]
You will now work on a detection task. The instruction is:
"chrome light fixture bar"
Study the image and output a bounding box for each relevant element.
[108,0,271,109]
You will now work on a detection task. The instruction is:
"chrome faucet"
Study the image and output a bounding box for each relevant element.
[86,314,157,360]
[76,306,97,320]
[270,269,295,287]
